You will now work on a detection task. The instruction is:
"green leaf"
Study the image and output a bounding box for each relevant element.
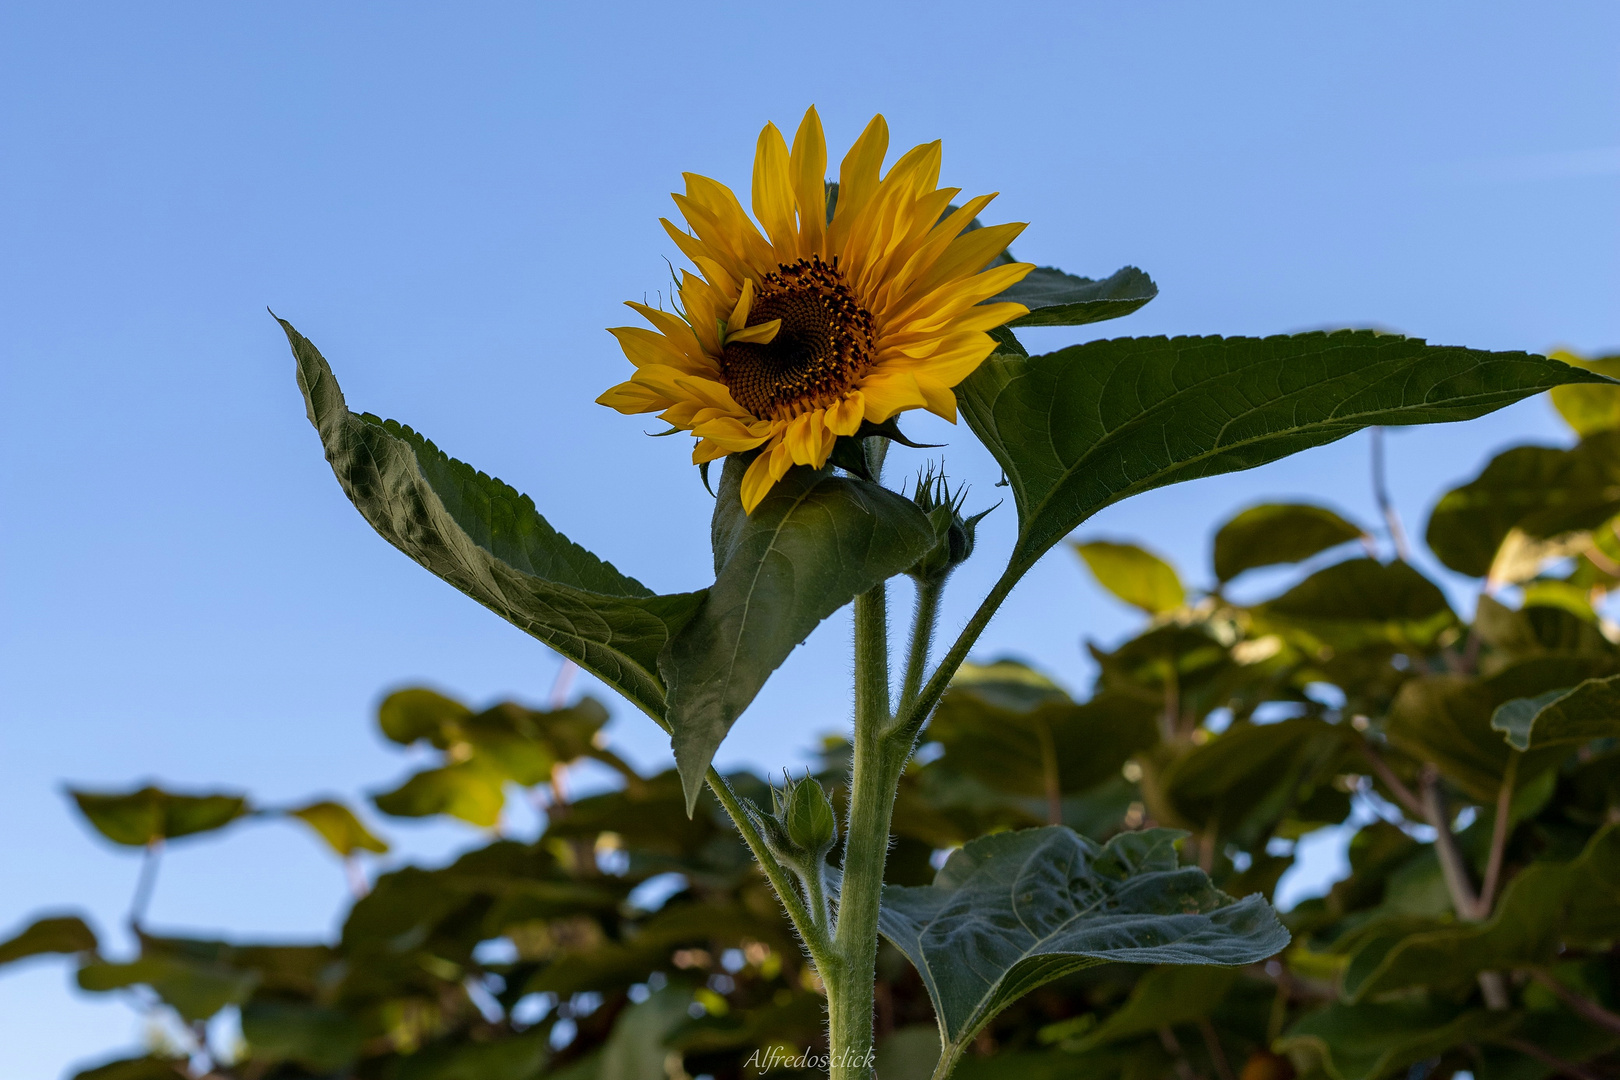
[1276,1003,1505,1080]
[240,1000,364,1071]
[378,687,473,746]
[1424,431,1620,578]
[394,1032,552,1080]
[1342,824,1620,999]
[282,318,705,728]
[372,762,507,827]
[1059,965,1237,1051]
[599,985,693,1080]
[876,826,1288,1049]
[1254,558,1456,650]
[957,331,1609,575]
[997,265,1159,328]
[1073,540,1185,614]
[1492,674,1620,750]
[1549,351,1620,436]
[286,800,389,856]
[68,785,249,846]
[0,914,97,966]
[71,1058,189,1080]
[1212,503,1366,582]
[660,453,934,810]
[78,937,260,1021]
[929,663,1159,798]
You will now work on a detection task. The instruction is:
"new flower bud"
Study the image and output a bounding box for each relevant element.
[905,467,991,587]
[765,773,837,865]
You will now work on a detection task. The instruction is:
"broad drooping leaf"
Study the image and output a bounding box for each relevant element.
[1212,503,1366,582]
[240,1000,365,1072]
[1549,350,1620,436]
[1073,540,1185,614]
[928,662,1159,799]
[372,761,507,827]
[1049,965,1237,1052]
[1341,824,1620,1000]
[1492,673,1620,750]
[660,453,934,809]
[1276,1003,1505,1080]
[69,786,249,846]
[0,914,97,966]
[282,319,704,728]
[79,935,261,1022]
[1424,431,1620,578]
[958,331,1609,574]
[996,265,1159,328]
[876,826,1288,1050]
[1253,558,1456,651]
[286,801,389,857]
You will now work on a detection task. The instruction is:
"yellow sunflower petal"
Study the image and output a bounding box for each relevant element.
[739,448,779,513]
[826,392,865,436]
[727,278,755,332]
[913,376,959,422]
[692,438,731,465]
[831,114,889,249]
[597,381,672,414]
[790,106,827,258]
[725,317,780,346]
[751,123,798,254]
[857,370,928,422]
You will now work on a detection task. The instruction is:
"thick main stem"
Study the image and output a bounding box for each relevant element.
[827,583,903,1080]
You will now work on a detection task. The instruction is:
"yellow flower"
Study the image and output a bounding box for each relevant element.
[597,107,1034,513]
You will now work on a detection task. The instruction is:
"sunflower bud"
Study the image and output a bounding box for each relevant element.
[905,468,990,587]
[763,773,837,865]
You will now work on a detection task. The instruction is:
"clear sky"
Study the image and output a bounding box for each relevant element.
[2,3,1616,1074]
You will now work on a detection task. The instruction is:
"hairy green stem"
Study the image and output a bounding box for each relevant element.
[897,581,942,719]
[891,560,1022,743]
[827,583,900,1080]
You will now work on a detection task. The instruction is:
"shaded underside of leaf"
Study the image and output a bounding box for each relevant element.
[1212,502,1365,582]
[997,265,1158,328]
[282,318,704,727]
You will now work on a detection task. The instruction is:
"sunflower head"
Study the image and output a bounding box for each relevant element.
[597,107,1034,512]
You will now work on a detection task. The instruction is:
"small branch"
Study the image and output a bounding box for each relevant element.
[548,658,578,709]
[1034,719,1063,826]
[1158,1026,1203,1080]
[1371,427,1412,562]
[1419,765,1483,920]
[892,562,1023,744]
[129,839,163,929]
[1528,970,1620,1036]
[1479,753,1519,916]
[1359,743,1426,820]
[1502,1037,1604,1080]
[1197,1018,1236,1080]
[897,581,943,722]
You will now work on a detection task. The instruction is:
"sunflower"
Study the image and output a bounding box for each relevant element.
[597,107,1034,513]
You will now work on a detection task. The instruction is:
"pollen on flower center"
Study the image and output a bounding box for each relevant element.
[720,256,875,420]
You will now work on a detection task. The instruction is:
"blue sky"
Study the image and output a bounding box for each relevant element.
[2,3,1616,1074]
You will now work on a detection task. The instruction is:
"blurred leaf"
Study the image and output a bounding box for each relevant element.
[287,800,389,856]
[1425,431,1620,577]
[1074,540,1186,614]
[68,785,248,846]
[373,762,506,827]
[241,1000,364,1071]
[79,937,259,1021]
[1473,594,1617,667]
[1277,1003,1504,1080]
[1548,350,1620,436]
[958,331,1607,575]
[395,1032,551,1080]
[71,1058,189,1080]
[283,318,705,728]
[1254,558,1456,650]
[876,1025,942,1080]
[1487,527,1594,587]
[997,265,1159,328]
[660,452,934,811]
[379,687,473,747]
[876,826,1288,1049]
[1342,824,1620,999]
[1059,965,1237,1051]
[599,985,692,1080]
[1212,503,1365,582]
[0,914,97,966]
[1492,675,1620,750]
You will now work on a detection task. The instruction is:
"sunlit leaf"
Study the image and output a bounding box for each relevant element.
[283,318,705,728]
[958,331,1607,575]
[1549,350,1620,436]
[1253,558,1455,651]
[372,762,506,827]
[660,453,934,811]
[68,785,249,846]
[1491,673,1620,751]
[287,800,389,856]
[876,826,1288,1049]
[1212,503,1365,582]
[1073,540,1185,614]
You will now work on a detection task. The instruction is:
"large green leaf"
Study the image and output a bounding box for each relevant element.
[876,826,1288,1050]
[0,914,97,966]
[1424,431,1620,578]
[1342,824,1620,1000]
[1073,540,1185,614]
[1277,1003,1505,1080]
[282,319,704,727]
[1549,351,1620,436]
[599,986,693,1080]
[1492,674,1620,751]
[1056,965,1237,1051]
[958,331,1608,573]
[660,453,934,809]
[1212,503,1366,582]
[69,785,249,846]
[928,662,1159,799]
[1252,558,1456,651]
[997,265,1158,328]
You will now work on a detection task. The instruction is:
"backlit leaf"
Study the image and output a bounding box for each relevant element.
[68,786,249,846]
[283,318,705,728]
[287,800,389,856]
[1212,503,1365,582]
[876,826,1288,1049]
[1549,350,1620,436]
[0,914,97,966]
[1491,673,1620,751]
[660,453,934,810]
[958,331,1607,575]
[372,762,506,827]
[1073,540,1185,614]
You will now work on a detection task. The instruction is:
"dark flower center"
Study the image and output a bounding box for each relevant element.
[720,256,874,420]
